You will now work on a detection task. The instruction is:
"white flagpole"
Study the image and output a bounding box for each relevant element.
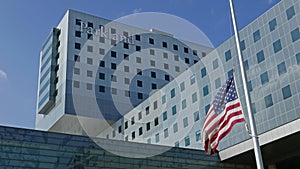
[228,0,264,169]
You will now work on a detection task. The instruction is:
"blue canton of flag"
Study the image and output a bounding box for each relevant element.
[213,76,238,115]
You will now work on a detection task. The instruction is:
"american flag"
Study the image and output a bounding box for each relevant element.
[201,75,245,155]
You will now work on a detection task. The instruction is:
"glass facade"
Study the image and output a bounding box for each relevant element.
[0,126,251,169]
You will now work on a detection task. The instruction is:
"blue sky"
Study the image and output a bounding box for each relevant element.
[0,0,280,129]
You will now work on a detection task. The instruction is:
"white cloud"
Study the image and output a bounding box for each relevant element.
[0,69,7,79]
[132,8,142,14]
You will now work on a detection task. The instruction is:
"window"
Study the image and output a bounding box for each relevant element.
[154,117,159,126]
[139,127,143,136]
[183,117,188,128]
[172,105,177,115]
[205,104,210,114]
[137,80,143,87]
[86,58,93,65]
[87,33,93,40]
[170,88,175,98]
[138,93,143,99]
[277,62,287,75]
[87,70,93,77]
[264,94,273,108]
[74,68,80,75]
[147,138,151,144]
[184,136,190,146]
[203,85,209,96]
[125,90,130,97]
[123,66,129,73]
[75,31,81,37]
[202,52,207,57]
[162,95,166,104]
[269,18,277,32]
[149,38,154,44]
[110,28,116,34]
[74,81,80,88]
[175,66,180,72]
[193,50,198,56]
[173,44,178,51]
[136,57,141,63]
[112,130,116,137]
[162,42,167,48]
[150,49,155,55]
[240,40,246,51]
[137,69,142,75]
[213,59,218,69]
[155,133,159,143]
[150,60,155,67]
[291,28,300,42]
[260,72,269,85]
[296,53,300,64]
[253,30,261,42]
[135,35,140,41]
[151,71,156,78]
[136,45,141,51]
[75,19,81,25]
[138,112,142,120]
[286,6,295,20]
[110,51,117,58]
[124,78,130,84]
[99,48,105,55]
[99,61,105,67]
[123,31,128,37]
[173,123,178,133]
[118,125,122,133]
[153,101,158,110]
[185,58,190,64]
[132,131,135,140]
[164,128,169,138]
[180,82,185,91]
[87,45,93,52]
[152,83,157,89]
[164,63,169,70]
[99,37,105,43]
[190,75,195,85]
[215,78,221,89]
[146,106,150,115]
[244,60,249,71]
[163,52,168,59]
[99,73,105,80]
[88,22,93,28]
[75,42,81,50]
[111,63,117,70]
[146,122,150,131]
[273,40,282,53]
[195,131,201,142]
[74,55,80,62]
[125,121,128,129]
[282,85,292,99]
[124,54,129,60]
[131,116,135,125]
[184,47,189,53]
[192,92,198,103]
[123,43,129,49]
[256,50,265,63]
[227,69,233,78]
[174,55,179,61]
[247,81,253,92]
[164,74,169,81]
[99,85,105,93]
[111,75,117,82]
[182,99,187,109]
[201,67,207,77]
[225,50,231,61]
[163,111,167,121]
[174,141,179,147]
[251,103,257,114]
[194,111,199,122]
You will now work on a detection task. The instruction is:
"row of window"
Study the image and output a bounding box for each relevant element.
[264,85,292,109]
[75,21,207,57]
